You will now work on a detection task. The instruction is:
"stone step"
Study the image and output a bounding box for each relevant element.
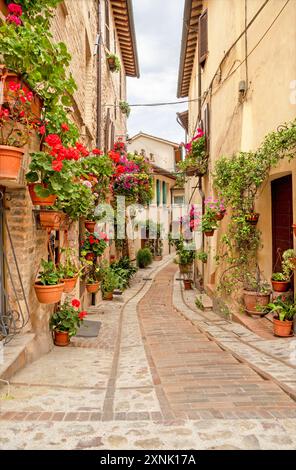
[0,333,35,381]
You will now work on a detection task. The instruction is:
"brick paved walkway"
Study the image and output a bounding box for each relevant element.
[0,259,296,449]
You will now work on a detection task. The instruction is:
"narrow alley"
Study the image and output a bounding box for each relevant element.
[1,258,296,450]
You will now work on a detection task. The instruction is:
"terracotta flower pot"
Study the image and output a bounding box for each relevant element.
[204,230,215,237]
[216,210,226,221]
[86,282,100,294]
[85,252,95,261]
[292,224,296,237]
[53,330,70,347]
[243,290,270,315]
[271,280,290,293]
[28,183,57,206]
[0,145,24,180]
[85,220,96,233]
[103,292,113,300]
[154,255,163,261]
[34,282,65,304]
[107,57,116,71]
[185,166,206,177]
[62,277,78,293]
[183,279,192,290]
[273,318,293,337]
[39,210,65,230]
[245,213,260,225]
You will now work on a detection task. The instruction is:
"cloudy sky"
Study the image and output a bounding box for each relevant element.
[127,0,186,144]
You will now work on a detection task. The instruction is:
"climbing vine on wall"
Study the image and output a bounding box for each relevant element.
[213,118,296,293]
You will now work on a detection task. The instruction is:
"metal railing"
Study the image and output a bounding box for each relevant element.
[0,190,30,344]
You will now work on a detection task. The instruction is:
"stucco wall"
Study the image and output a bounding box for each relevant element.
[128,135,178,172]
[184,0,296,292]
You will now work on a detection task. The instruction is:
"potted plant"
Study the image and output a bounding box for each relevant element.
[196,251,208,263]
[183,272,193,290]
[136,248,153,269]
[80,231,108,260]
[201,207,218,237]
[0,81,36,180]
[50,299,87,346]
[110,257,137,290]
[271,272,290,293]
[174,247,196,273]
[265,298,296,337]
[85,264,104,294]
[119,101,131,117]
[59,248,84,293]
[178,129,208,177]
[101,267,121,300]
[245,212,260,225]
[106,53,121,72]
[34,260,65,304]
[243,271,271,315]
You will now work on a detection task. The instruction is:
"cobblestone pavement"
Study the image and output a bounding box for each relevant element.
[0,260,296,450]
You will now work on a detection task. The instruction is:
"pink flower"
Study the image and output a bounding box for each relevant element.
[82,180,92,189]
[6,14,22,26]
[72,299,81,308]
[8,3,23,16]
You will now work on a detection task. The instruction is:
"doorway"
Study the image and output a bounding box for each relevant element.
[272,175,293,272]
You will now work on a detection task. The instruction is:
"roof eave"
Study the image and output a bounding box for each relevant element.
[126,0,140,78]
[177,0,193,98]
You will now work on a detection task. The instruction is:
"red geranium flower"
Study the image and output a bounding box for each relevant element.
[52,160,63,172]
[79,311,87,320]
[46,134,62,148]
[8,3,23,16]
[92,148,102,155]
[72,299,81,308]
[61,122,69,132]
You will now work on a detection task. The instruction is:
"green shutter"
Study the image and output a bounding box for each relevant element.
[162,182,167,205]
[156,180,161,206]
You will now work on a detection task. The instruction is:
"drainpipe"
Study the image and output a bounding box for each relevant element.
[198,60,205,291]
[96,0,102,149]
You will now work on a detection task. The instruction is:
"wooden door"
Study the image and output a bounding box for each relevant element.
[272,175,293,272]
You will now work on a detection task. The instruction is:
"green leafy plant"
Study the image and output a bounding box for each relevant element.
[119,101,131,117]
[264,298,296,322]
[213,119,296,294]
[37,259,62,285]
[271,272,289,282]
[50,299,87,337]
[58,248,84,280]
[136,248,153,268]
[196,251,208,263]
[101,267,122,294]
[243,270,271,294]
[110,257,137,289]
[282,249,296,277]
[106,53,121,72]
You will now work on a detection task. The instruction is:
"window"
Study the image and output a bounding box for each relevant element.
[162,182,167,205]
[105,0,110,50]
[174,196,185,206]
[199,10,208,66]
[156,180,161,206]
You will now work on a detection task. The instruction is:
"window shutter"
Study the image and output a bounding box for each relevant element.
[162,182,167,205]
[199,10,208,66]
[110,122,115,149]
[105,0,110,50]
[156,180,161,206]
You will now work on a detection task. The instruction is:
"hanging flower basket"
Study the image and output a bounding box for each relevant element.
[39,210,65,230]
[292,224,296,237]
[34,282,65,304]
[86,282,100,294]
[85,252,95,261]
[245,212,260,225]
[103,291,113,301]
[0,145,24,180]
[216,210,226,221]
[62,276,78,294]
[28,183,57,206]
[85,220,96,233]
[185,166,207,177]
